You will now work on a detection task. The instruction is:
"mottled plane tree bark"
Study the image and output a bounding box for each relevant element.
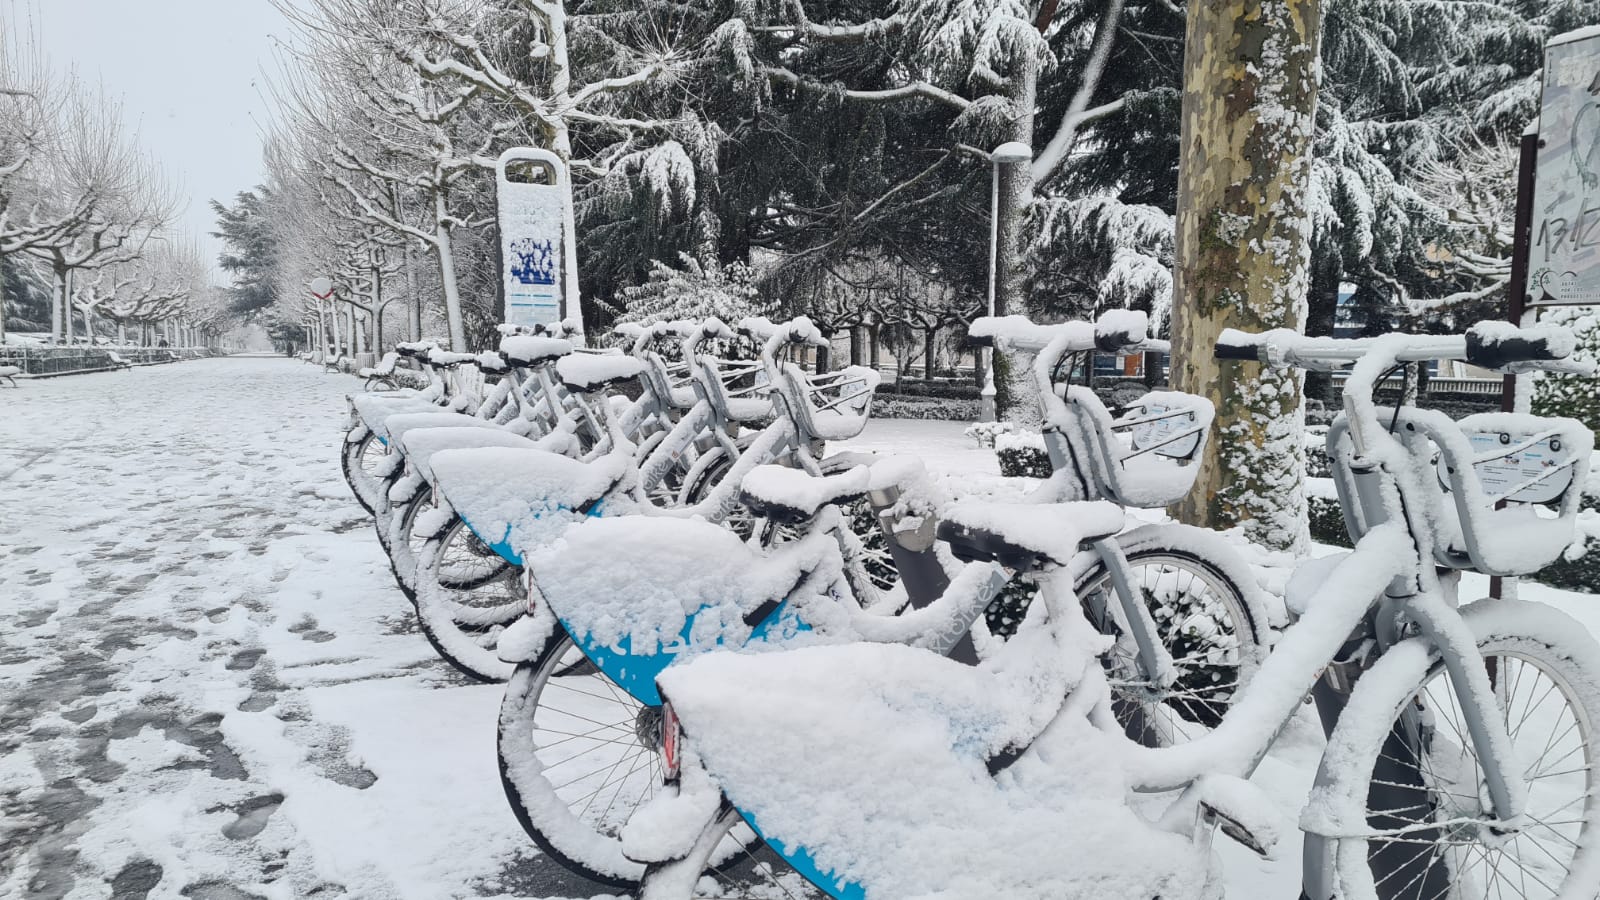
[1169,0,1320,551]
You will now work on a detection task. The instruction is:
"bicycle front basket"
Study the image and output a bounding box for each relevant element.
[783,363,882,442]
[1427,412,1593,577]
[696,353,774,424]
[1064,387,1215,508]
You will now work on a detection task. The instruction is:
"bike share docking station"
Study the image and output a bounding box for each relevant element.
[497,148,579,334]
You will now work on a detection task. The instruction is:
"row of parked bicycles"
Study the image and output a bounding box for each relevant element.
[337,311,1598,900]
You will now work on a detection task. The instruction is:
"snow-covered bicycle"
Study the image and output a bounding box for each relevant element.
[410,317,888,684]
[642,321,1598,900]
[378,322,696,599]
[969,311,1278,745]
[496,310,1272,890]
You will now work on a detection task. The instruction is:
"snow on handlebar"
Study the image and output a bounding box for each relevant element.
[1214,322,1593,376]
[736,316,779,341]
[967,311,1157,356]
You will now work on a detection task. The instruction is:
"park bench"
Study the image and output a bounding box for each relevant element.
[0,364,20,387]
[323,354,347,373]
[107,351,133,371]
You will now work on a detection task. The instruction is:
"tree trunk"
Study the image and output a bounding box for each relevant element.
[995,58,1041,426]
[370,257,383,352]
[541,0,585,341]
[924,327,938,380]
[869,322,881,369]
[1303,245,1341,406]
[404,242,421,342]
[1169,0,1320,553]
[50,265,63,343]
[850,325,865,366]
[433,204,467,351]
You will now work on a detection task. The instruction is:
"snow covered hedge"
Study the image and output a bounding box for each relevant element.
[873,395,982,421]
[994,430,1052,478]
[1534,308,1600,434]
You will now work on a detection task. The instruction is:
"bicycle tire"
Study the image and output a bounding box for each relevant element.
[340,428,384,515]
[1067,524,1267,748]
[499,632,763,889]
[411,520,522,682]
[1311,600,1600,900]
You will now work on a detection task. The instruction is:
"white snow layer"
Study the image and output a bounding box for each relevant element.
[657,633,1211,900]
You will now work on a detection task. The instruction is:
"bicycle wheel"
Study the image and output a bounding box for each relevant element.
[498,632,657,886]
[1070,526,1263,748]
[499,635,763,888]
[833,496,905,612]
[340,428,386,514]
[427,511,515,591]
[638,801,822,900]
[1324,614,1600,900]
[383,483,433,602]
[412,520,522,682]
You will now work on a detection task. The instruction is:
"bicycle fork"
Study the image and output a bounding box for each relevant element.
[1301,585,1529,900]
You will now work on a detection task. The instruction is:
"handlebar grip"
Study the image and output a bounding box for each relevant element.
[1465,323,1575,371]
[1095,330,1139,354]
[1214,332,1262,362]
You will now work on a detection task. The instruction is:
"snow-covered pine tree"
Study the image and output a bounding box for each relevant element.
[1027,195,1175,333]
[1535,307,1600,433]
[617,253,769,326]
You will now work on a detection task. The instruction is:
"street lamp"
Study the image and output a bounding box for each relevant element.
[310,277,334,357]
[981,141,1032,423]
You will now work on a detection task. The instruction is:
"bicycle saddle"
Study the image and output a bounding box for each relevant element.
[398,426,544,485]
[938,501,1124,569]
[425,349,478,369]
[383,411,502,449]
[499,335,573,368]
[738,464,871,525]
[555,353,645,395]
[474,351,511,377]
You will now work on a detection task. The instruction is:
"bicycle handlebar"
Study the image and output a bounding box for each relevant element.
[1214,323,1594,377]
[968,312,1162,357]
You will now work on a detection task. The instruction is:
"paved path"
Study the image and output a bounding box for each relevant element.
[0,359,609,900]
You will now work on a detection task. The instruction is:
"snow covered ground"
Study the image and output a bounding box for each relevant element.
[0,358,616,900]
[1,361,1595,899]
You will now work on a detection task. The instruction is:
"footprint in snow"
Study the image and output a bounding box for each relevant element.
[225,649,264,671]
[221,793,283,840]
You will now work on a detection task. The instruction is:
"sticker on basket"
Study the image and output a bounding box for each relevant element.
[839,377,871,413]
[1439,431,1575,505]
[1130,403,1202,459]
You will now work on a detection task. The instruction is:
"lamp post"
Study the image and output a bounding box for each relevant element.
[981,141,1033,422]
[310,277,334,358]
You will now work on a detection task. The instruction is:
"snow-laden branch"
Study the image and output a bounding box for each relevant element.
[764,66,972,111]
[1032,0,1129,184]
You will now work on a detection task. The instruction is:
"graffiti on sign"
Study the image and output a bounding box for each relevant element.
[1529,29,1600,306]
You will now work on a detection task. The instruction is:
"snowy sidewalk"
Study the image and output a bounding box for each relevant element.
[0,359,611,900]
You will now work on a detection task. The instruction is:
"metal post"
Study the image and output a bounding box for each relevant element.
[1490,128,1539,602]
[980,158,999,422]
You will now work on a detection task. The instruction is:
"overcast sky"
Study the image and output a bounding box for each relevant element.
[23,0,293,277]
